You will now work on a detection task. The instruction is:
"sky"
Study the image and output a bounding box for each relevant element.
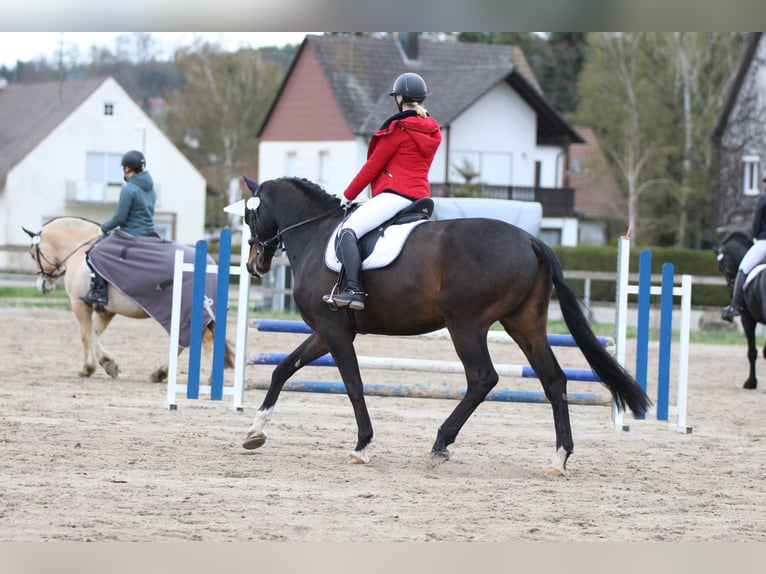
[0,32,311,68]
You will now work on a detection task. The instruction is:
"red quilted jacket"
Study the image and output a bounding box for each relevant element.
[343,112,442,201]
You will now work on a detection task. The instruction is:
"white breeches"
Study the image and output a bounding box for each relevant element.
[341,192,413,237]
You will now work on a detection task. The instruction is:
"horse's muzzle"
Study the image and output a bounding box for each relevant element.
[36,276,55,295]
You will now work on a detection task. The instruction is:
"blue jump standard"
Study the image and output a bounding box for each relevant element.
[250,318,610,348]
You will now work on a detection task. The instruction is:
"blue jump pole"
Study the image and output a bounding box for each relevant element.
[634,249,652,420]
[210,228,232,400]
[656,263,675,421]
[247,380,610,406]
[186,240,209,399]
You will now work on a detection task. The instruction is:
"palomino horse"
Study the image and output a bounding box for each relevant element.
[715,230,766,389]
[23,216,232,382]
[241,177,650,476]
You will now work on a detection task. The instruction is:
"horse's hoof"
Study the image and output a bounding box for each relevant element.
[104,362,119,379]
[743,380,757,389]
[348,450,369,464]
[242,431,266,450]
[547,466,568,478]
[430,448,450,461]
[548,446,569,477]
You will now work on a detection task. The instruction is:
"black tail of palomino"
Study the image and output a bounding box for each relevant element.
[532,237,651,416]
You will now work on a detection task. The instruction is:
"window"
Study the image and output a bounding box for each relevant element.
[539,228,562,246]
[103,102,115,116]
[86,152,123,186]
[318,150,329,183]
[286,152,297,177]
[742,155,761,196]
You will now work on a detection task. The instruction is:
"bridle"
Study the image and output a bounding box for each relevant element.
[29,231,98,280]
[245,194,343,256]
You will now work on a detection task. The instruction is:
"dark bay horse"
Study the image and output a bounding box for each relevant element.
[715,230,766,389]
[242,177,649,475]
[23,217,233,382]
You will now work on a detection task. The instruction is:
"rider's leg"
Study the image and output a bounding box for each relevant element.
[722,239,766,321]
[332,228,366,309]
[81,263,108,310]
[324,192,412,310]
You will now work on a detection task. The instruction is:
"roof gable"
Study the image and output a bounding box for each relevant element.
[569,126,626,221]
[259,34,582,144]
[713,32,763,143]
[0,77,107,186]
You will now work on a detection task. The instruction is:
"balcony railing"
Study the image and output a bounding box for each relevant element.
[430,183,576,218]
[64,180,161,206]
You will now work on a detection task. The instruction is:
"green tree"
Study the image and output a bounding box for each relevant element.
[165,43,283,228]
[575,33,675,245]
[644,32,748,247]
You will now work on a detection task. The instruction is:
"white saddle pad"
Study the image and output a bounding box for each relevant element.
[324,220,428,273]
[745,264,766,290]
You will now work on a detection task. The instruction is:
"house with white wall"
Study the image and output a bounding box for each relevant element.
[713,32,766,236]
[257,33,587,245]
[0,76,207,272]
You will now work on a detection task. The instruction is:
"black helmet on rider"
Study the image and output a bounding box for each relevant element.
[121,150,145,173]
[390,73,427,110]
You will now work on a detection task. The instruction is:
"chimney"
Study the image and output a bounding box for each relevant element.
[399,32,419,60]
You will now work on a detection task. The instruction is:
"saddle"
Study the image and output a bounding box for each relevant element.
[324,198,434,273]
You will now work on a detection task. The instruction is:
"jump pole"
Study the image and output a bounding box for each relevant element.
[614,235,691,433]
[246,380,610,406]
[250,318,615,351]
[165,222,251,411]
[248,320,613,406]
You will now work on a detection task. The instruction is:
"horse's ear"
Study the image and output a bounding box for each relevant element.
[21,226,38,238]
[242,174,259,194]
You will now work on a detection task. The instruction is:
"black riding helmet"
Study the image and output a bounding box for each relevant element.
[390,72,427,110]
[121,150,146,173]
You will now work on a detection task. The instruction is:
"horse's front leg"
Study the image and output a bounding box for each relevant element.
[243,332,330,450]
[742,315,758,389]
[328,341,374,464]
[71,299,101,377]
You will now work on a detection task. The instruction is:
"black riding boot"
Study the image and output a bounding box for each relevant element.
[80,271,109,310]
[721,270,746,322]
[328,229,367,310]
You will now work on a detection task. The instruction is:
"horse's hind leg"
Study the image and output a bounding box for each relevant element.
[501,316,572,476]
[243,332,330,450]
[431,323,499,460]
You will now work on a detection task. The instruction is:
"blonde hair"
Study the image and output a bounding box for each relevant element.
[412,101,428,117]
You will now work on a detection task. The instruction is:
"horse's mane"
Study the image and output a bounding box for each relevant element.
[42,216,100,231]
[721,230,752,248]
[277,177,341,211]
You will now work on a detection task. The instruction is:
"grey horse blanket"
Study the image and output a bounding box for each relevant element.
[86,231,217,348]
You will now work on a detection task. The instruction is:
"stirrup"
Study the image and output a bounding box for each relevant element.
[80,292,108,310]
[720,305,740,322]
[332,289,366,310]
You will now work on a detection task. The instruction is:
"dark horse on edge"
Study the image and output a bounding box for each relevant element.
[715,230,766,389]
[242,176,650,476]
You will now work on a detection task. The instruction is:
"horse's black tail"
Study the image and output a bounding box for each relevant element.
[532,237,651,416]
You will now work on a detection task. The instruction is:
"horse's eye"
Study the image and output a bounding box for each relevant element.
[246,197,260,211]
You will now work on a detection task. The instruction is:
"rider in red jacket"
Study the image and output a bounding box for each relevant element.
[325,72,442,310]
